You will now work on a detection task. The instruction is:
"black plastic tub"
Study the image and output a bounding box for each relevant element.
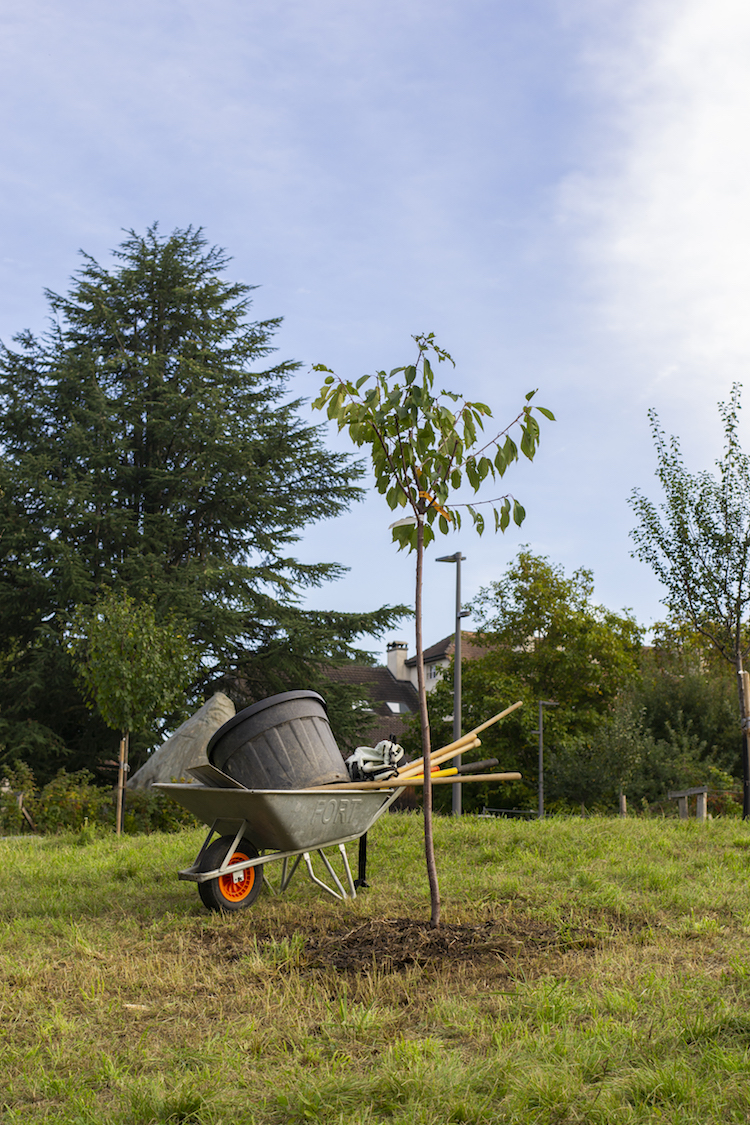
[206,690,349,790]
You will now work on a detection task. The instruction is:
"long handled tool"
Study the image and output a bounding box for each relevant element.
[398,700,523,778]
[398,735,482,779]
[405,758,499,780]
[308,772,521,792]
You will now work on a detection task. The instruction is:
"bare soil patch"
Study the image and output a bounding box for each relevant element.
[200,912,606,974]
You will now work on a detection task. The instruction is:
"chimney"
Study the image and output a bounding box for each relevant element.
[386,641,409,680]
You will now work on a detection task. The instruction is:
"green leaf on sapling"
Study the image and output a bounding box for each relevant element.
[466,460,479,490]
[391,525,414,552]
[513,499,526,526]
[386,486,401,510]
[494,448,507,476]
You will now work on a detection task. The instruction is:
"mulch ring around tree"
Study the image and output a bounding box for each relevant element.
[201,913,607,975]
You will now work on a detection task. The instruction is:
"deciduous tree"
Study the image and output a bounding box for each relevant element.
[424,549,642,811]
[68,590,197,831]
[314,335,553,925]
[630,386,750,816]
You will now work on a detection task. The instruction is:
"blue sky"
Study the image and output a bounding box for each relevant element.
[2,0,748,656]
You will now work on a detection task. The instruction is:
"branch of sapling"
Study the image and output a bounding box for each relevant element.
[469,401,554,465]
[393,417,418,504]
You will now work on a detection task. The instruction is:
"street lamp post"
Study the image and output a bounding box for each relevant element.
[437,551,469,815]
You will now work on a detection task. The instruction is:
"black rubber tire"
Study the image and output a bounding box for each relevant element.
[197,835,263,912]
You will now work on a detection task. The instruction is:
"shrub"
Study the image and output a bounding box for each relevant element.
[0,763,198,835]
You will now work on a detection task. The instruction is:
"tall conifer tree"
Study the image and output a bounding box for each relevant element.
[0,225,403,777]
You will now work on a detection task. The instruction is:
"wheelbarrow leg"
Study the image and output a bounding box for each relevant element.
[354,833,369,889]
[303,850,348,899]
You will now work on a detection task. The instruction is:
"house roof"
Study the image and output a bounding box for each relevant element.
[324,665,419,746]
[404,631,488,667]
[325,665,418,707]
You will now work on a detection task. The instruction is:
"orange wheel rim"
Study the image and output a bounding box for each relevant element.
[218,851,256,902]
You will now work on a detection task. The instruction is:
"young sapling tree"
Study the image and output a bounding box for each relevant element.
[68,590,197,833]
[314,334,553,925]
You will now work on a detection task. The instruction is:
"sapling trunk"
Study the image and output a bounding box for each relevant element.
[416,518,441,926]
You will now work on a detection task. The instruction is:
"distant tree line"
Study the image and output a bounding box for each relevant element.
[421,552,742,816]
[419,388,750,817]
[2,224,748,818]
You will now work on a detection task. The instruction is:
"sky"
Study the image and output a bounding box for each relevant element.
[2,0,749,659]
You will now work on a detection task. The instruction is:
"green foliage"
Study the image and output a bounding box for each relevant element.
[0,763,197,835]
[637,630,740,774]
[32,769,114,833]
[0,715,71,782]
[121,787,200,834]
[313,332,553,551]
[0,761,36,834]
[423,555,745,812]
[472,548,642,718]
[0,224,406,778]
[68,589,197,737]
[422,550,642,812]
[630,388,750,814]
[547,697,701,811]
[630,385,750,666]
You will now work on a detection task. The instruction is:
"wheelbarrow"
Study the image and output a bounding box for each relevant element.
[156,693,524,913]
[154,776,401,912]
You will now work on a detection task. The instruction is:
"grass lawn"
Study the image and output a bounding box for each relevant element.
[2,812,750,1123]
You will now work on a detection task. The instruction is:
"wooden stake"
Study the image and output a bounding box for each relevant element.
[115,732,129,836]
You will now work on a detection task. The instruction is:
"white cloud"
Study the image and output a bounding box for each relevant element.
[561,0,750,392]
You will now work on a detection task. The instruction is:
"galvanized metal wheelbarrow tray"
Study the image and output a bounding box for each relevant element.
[155,778,400,906]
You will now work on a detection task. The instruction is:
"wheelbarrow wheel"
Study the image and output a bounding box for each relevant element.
[197,835,263,912]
